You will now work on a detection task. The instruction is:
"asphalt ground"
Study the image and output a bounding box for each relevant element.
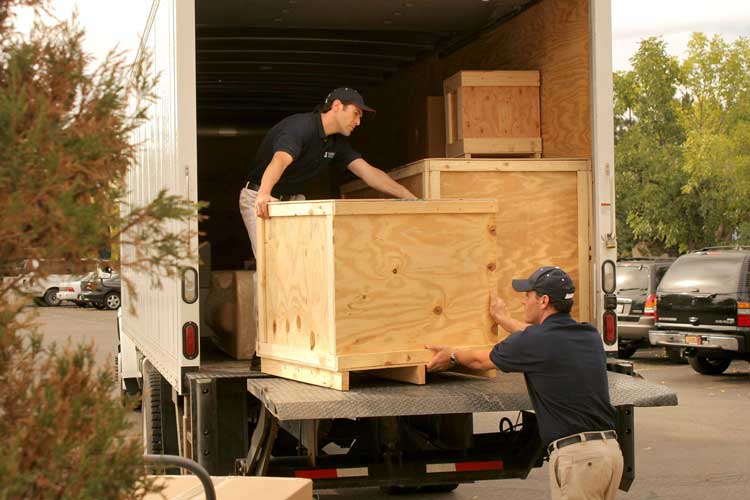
[26,306,750,500]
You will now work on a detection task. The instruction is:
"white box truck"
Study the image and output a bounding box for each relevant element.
[118,0,676,492]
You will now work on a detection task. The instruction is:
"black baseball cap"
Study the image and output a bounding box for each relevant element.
[512,266,576,301]
[325,87,376,113]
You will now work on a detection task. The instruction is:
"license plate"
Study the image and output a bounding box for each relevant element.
[685,335,702,345]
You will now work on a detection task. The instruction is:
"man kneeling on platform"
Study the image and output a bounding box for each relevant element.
[426,266,623,500]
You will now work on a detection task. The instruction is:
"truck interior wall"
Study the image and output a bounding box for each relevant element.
[356,0,592,168]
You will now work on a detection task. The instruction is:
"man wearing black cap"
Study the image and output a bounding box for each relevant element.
[426,266,623,500]
[239,87,416,255]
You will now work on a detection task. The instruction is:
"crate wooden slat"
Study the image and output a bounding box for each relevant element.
[205,270,256,359]
[444,70,541,158]
[255,199,499,390]
[341,159,592,327]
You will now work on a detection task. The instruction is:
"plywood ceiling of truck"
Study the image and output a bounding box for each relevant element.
[195,0,536,122]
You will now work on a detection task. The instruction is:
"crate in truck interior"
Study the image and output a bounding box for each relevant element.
[255,199,499,390]
[340,158,592,325]
[443,70,542,158]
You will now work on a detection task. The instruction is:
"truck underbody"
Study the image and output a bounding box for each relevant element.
[138,341,676,492]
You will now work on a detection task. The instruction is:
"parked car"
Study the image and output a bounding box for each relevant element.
[616,257,675,359]
[649,248,750,375]
[56,271,98,306]
[80,272,121,310]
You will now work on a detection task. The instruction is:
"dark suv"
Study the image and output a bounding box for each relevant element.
[616,258,674,359]
[649,248,750,375]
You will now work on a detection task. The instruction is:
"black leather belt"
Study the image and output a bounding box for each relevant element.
[244,181,298,201]
[547,430,618,455]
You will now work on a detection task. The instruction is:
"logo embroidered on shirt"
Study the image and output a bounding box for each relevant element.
[323,151,336,159]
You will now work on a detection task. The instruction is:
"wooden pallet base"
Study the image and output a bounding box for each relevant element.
[261,358,427,391]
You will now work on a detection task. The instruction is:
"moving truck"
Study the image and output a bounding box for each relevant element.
[119,0,676,492]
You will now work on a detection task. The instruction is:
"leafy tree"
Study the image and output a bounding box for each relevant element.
[614,34,750,255]
[0,1,200,497]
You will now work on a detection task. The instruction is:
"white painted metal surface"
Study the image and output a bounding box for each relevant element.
[122,0,199,393]
[589,0,618,350]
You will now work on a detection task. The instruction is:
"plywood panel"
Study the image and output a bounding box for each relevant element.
[260,215,334,356]
[440,170,582,322]
[461,87,540,139]
[332,213,498,355]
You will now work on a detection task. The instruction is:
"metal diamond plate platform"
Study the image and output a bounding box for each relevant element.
[247,371,678,421]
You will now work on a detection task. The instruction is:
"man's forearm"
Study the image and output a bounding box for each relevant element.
[454,349,495,371]
[364,169,414,198]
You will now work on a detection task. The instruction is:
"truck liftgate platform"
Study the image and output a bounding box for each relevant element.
[183,362,676,491]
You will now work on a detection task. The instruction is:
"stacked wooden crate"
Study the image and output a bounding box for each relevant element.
[443,70,541,158]
[340,160,591,327]
[255,199,499,390]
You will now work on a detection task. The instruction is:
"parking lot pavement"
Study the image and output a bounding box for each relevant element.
[28,308,750,499]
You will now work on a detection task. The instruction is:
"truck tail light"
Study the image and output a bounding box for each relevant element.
[644,293,657,317]
[738,302,750,327]
[603,310,617,345]
[182,322,199,360]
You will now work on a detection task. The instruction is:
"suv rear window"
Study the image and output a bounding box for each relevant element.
[659,255,744,294]
[616,265,649,292]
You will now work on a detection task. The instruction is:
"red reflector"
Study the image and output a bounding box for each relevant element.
[182,322,199,360]
[644,293,657,317]
[455,460,504,472]
[295,469,338,479]
[739,316,750,327]
[603,311,617,345]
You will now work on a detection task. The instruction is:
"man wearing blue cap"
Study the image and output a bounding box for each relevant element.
[427,266,623,500]
[239,87,416,256]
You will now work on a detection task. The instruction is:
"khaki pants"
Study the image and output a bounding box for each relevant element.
[238,187,306,257]
[238,187,305,333]
[548,434,623,500]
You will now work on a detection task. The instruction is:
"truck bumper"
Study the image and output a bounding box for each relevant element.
[648,330,741,352]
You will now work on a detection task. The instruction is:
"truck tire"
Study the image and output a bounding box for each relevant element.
[141,360,164,454]
[688,355,731,375]
[43,288,61,306]
[617,343,637,359]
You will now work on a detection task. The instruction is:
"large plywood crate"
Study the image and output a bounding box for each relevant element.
[256,199,499,390]
[341,159,591,325]
[444,71,541,158]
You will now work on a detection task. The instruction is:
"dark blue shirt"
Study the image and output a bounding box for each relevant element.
[246,112,361,195]
[489,312,616,446]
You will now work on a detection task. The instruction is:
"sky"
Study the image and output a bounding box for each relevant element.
[10,0,750,72]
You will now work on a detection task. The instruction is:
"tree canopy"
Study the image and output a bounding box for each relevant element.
[615,34,750,256]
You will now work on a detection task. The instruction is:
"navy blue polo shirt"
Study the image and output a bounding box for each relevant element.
[489,312,617,446]
[246,112,362,196]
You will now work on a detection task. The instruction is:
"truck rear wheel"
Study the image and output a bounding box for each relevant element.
[688,355,731,375]
[141,360,179,456]
[142,360,164,454]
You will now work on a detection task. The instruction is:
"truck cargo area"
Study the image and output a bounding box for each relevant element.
[194,0,589,271]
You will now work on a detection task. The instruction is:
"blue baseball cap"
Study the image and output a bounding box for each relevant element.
[512,266,575,301]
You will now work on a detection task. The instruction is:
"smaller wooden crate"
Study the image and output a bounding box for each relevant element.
[444,70,541,158]
[205,271,256,360]
[256,199,499,390]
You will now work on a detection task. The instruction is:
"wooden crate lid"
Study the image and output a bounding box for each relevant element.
[444,70,540,92]
[267,199,497,217]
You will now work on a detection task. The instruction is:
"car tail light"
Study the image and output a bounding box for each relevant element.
[84,281,93,291]
[738,302,750,327]
[644,293,657,317]
[603,310,617,345]
[64,287,74,292]
[182,322,199,360]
